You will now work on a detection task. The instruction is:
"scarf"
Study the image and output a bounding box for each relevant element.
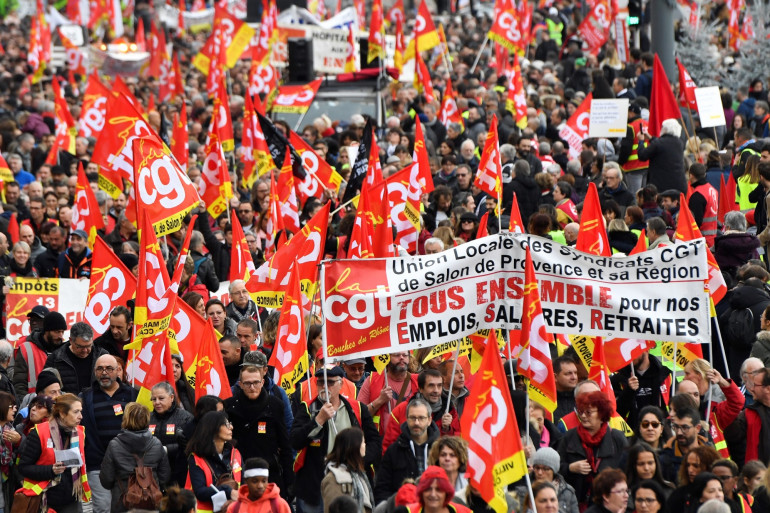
[228,301,258,323]
[48,420,86,502]
[0,423,13,479]
[576,421,608,508]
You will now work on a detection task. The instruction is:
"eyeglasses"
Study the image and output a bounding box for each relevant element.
[635,498,658,505]
[317,379,341,386]
[95,366,117,373]
[671,423,693,433]
[241,380,264,388]
[577,408,598,417]
[609,488,629,496]
[223,421,233,428]
[237,209,252,215]
[641,420,661,429]
[407,415,430,423]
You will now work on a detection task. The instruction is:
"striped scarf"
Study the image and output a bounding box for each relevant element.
[48,420,85,500]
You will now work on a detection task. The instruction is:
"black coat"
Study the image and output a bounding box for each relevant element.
[195,211,231,281]
[43,342,107,394]
[608,230,638,254]
[34,247,61,278]
[612,354,672,429]
[719,284,770,382]
[637,135,688,194]
[290,396,381,506]
[149,404,193,486]
[504,174,539,224]
[557,426,628,504]
[374,421,440,504]
[224,386,293,496]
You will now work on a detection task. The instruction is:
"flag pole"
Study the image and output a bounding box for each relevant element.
[306,265,322,383]
[671,339,678,402]
[469,36,489,74]
[713,309,730,379]
[331,196,356,216]
[444,342,461,416]
[319,263,333,424]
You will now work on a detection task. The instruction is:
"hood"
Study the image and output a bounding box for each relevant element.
[729,284,770,309]
[117,429,155,453]
[236,482,281,504]
[756,330,770,346]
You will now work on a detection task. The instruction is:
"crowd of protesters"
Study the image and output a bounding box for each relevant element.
[0,0,768,512]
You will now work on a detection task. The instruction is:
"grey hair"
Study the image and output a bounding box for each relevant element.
[500,144,517,162]
[407,396,432,416]
[18,133,34,144]
[566,160,582,175]
[740,357,764,381]
[448,122,463,133]
[724,211,747,232]
[0,340,13,363]
[12,241,30,254]
[660,119,683,138]
[229,279,246,294]
[539,141,551,155]
[424,237,445,251]
[460,139,476,151]
[190,230,204,250]
[69,322,94,342]
[151,381,176,397]
[513,160,531,178]
[696,500,730,513]
[94,190,109,207]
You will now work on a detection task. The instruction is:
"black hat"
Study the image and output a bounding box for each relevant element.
[35,369,62,394]
[628,103,642,115]
[314,366,345,379]
[118,253,139,271]
[460,212,478,223]
[659,189,681,200]
[43,312,67,332]
[27,305,49,319]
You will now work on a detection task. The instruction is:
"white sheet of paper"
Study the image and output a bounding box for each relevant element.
[211,489,227,512]
[588,99,630,138]
[55,448,82,468]
[695,86,726,128]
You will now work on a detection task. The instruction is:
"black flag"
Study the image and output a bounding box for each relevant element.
[342,118,373,203]
[256,111,306,180]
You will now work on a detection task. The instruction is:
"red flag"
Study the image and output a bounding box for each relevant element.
[268,262,309,394]
[474,115,503,211]
[576,183,611,256]
[477,212,489,239]
[385,0,404,26]
[230,209,257,283]
[384,164,424,253]
[277,152,301,234]
[577,0,612,55]
[404,1,440,60]
[241,94,258,190]
[559,92,592,159]
[414,36,435,103]
[505,54,527,129]
[629,228,648,254]
[439,77,463,129]
[487,6,525,54]
[588,336,616,410]
[289,130,343,204]
[78,74,110,140]
[212,75,235,152]
[136,18,146,51]
[71,162,105,248]
[676,58,698,111]
[460,329,528,513]
[272,79,323,115]
[344,25,357,73]
[394,17,404,76]
[413,117,434,194]
[649,54,682,137]
[368,182,397,258]
[171,109,189,173]
[264,172,283,253]
[514,248,558,412]
[508,192,525,233]
[7,213,18,245]
[367,0,385,63]
[675,193,727,303]
[84,237,138,336]
[199,109,233,219]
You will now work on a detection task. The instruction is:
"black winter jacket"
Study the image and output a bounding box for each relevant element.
[290,395,381,506]
[149,404,193,486]
[34,247,62,278]
[44,342,107,394]
[637,135,688,194]
[195,210,231,281]
[612,354,672,429]
[100,429,171,512]
[374,421,439,504]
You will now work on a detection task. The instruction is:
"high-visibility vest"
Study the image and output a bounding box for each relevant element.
[293,399,363,473]
[185,450,242,513]
[19,422,90,501]
[709,410,730,459]
[691,182,718,246]
[736,174,759,214]
[15,341,49,394]
[622,118,650,173]
[546,18,564,46]
[366,372,418,434]
[737,492,753,513]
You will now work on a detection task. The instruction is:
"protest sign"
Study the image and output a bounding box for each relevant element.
[321,233,710,360]
[588,98,629,138]
[694,86,726,128]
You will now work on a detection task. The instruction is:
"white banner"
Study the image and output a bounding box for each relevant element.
[588,98,629,138]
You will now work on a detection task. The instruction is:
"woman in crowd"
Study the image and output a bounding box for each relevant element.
[150,382,194,486]
[558,391,628,506]
[608,219,638,254]
[711,459,754,513]
[321,427,375,513]
[406,466,470,513]
[637,118,687,195]
[523,480,560,513]
[160,486,196,513]
[667,446,721,513]
[186,411,242,512]
[631,407,671,451]
[206,299,237,336]
[553,181,577,228]
[525,447,579,513]
[737,460,766,497]
[15,394,52,438]
[182,292,207,319]
[16,394,89,513]
[427,436,469,494]
[100,402,171,512]
[0,242,38,284]
[171,355,195,413]
[584,469,629,513]
[454,212,478,243]
[685,473,725,513]
[625,443,674,493]
[633,480,666,513]
[0,392,18,510]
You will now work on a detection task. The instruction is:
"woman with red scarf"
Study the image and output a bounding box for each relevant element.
[557,391,628,510]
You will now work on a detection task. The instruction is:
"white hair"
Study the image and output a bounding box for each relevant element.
[660,118,682,138]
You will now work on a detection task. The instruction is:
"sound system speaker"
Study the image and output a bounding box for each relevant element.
[288,38,315,83]
[358,37,381,71]
[277,0,307,11]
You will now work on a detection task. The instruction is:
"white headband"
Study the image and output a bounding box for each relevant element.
[243,468,269,479]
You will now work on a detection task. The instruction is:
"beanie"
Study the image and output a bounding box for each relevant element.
[395,483,418,507]
[35,369,62,394]
[415,466,454,505]
[531,447,560,474]
[43,312,67,333]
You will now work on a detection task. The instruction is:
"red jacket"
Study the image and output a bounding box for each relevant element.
[227,483,291,513]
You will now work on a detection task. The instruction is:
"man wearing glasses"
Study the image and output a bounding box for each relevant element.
[726,366,770,466]
[79,354,138,513]
[290,366,381,513]
[659,407,706,483]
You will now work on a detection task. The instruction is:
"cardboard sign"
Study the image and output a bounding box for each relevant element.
[588,98,629,138]
[694,86,726,128]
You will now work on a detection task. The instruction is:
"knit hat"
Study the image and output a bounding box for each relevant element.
[415,466,455,505]
[43,312,67,332]
[35,369,62,394]
[118,253,138,271]
[531,447,560,474]
[395,483,418,506]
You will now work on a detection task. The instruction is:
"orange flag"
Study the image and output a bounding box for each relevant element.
[588,336,616,411]
[78,74,111,140]
[460,329,528,513]
[268,263,309,394]
[264,172,283,253]
[277,152,301,234]
[7,213,18,245]
[675,193,727,303]
[439,77,463,129]
[367,0,385,63]
[514,248,558,412]
[474,115,503,212]
[230,209,257,283]
[241,93,258,190]
[413,117,434,194]
[394,17,404,75]
[84,236,137,336]
[576,183,611,256]
[71,162,105,248]
[629,228,648,254]
[344,25,357,72]
[404,0,440,60]
[508,192,525,233]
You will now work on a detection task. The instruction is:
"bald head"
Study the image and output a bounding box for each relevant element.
[19,225,34,245]
[678,379,700,403]
[95,354,120,390]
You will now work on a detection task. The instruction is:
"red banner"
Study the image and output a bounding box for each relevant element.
[84,237,137,336]
[559,93,592,159]
[271,79,323,114]
[578,0,612,55]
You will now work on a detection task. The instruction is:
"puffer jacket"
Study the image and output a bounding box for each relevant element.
[43,342,107,394]
[99,429,171,513]
[751,331,770,367]
[149,403,193,485]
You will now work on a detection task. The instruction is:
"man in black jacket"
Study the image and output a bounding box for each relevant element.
[195,208,232,281]
[291,366,381,513]
[58,229,92,279]
[612,351,671,429]
[34,226,67,277]
[374,397,439,504]
[224,361,293,500]
[44,322,107,394]
[93,306,132,361]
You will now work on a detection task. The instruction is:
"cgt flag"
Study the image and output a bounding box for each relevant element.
[576,182,611,256]
[84,236,137,336]
[268,262,309,394]
[461,329,528,513]
[474,115,503,213]
[71,162,105,248]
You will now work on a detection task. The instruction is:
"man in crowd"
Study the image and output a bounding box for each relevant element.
[13,311,67,397]
[44,322,107,394]
[58,229,92,278]
[553,356,579,422]
[358,351,419,436]
[226,279,259,323]
[219,335,242,387]
[94,306,132,361]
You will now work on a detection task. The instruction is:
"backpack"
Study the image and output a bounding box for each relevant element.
[727,307,755,350]
[121,453,163,510]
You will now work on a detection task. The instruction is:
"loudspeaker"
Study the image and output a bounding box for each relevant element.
[277,0,307,11]
[245,0,262,22]
[288,38,314,83]
[358,37,381,71]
